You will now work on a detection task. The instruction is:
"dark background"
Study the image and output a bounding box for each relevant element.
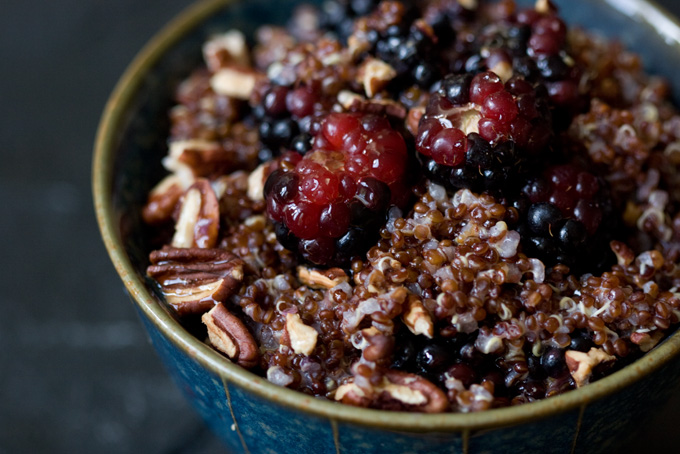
[2,1,680,453]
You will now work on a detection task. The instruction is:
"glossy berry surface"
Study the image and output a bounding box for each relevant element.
[264,112,408,265]
[254,83,325,160]
[449,2,585,128]
[514,163,618,271]
[416,71,551,192]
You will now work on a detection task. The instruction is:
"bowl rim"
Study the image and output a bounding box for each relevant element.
[93,0,680,432]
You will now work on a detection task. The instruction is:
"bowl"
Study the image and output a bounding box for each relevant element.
[93,0,680,452]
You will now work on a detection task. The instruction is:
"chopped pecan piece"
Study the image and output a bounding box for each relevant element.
[247,162,268,202]
[171,179,220,249]
[142,174,185,225]
[335,370,448,413]
[147,246,244,315]
[202,303,259,368]
[210,67,264,100]
[402,295,434,338]
[630,330,664,352]
[406,106,425,136]
[565,348,616,388]
[285,313,319,356]
[337,90,407,119]
[357,58,397,98]
[297,266,349,290]
[165,139,240,179]
[202,30,250,71]
[360,327,394,362]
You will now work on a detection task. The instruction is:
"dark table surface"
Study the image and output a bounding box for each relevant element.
[3,1,680,453]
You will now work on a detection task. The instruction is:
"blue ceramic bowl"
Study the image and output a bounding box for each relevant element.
[94,0,680,452]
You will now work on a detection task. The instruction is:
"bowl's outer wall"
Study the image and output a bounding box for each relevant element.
[107,0,680,452]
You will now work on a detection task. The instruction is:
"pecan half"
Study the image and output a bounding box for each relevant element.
[335,370,448,413]
[202,303,259,368]
[147,246,244,315]
[171,178,220,249]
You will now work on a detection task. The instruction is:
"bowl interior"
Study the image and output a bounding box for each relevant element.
[94,0,680,431]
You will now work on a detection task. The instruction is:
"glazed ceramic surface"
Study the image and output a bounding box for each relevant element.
[94,0,680,452]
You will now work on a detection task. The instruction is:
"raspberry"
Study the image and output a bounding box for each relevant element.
[264,112,409,265]
[513,163,618,272]
[416,71,552,192]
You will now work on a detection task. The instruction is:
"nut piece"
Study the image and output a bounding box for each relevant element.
[147,246,245,316]
[610,240,635,267]
[164,139,239,179]
[203,30,250,71]
[406,107,425,136]
[142,174,185,225]
[210,67,262,100]
[171,178,220,249]
[565,348,616,388]
[163,139,221,182]
[490,60,513,83]
[337,90,407,119]
[630,330,664,352]
[357,58,397,98]
[247,162,268,201]
[535,0,551,14]
[361,327,395,362]
[297,266,349,289]
[335,371,448,413]
[402,296,434,338]
[383,371,448,412]
[285,313,318,356]
[202,303,259,368]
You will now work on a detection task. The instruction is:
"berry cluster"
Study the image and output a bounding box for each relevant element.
[253,83,325,161]
[264,112,409,265]
[513,163,617,271]
[453,2,585,126]
[391,329,590,402]
[368,20,443,90]
[316,0,383,42]
[416,71,552,191]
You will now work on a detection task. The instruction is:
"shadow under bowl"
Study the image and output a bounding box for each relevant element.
[93,0,680,452]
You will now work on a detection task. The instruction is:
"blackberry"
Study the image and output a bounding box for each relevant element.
[540,347,567,378]
[264,112,409,266]
[569,331,595,353]
[416,343,454,375]
[253,83,325,160]
[416,71,552,192]
[350,1,448,93]
[455,2,586,128]
[513,163,618,272]
[316,0,382,42]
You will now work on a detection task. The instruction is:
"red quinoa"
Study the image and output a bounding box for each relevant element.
[143,0,680,412]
